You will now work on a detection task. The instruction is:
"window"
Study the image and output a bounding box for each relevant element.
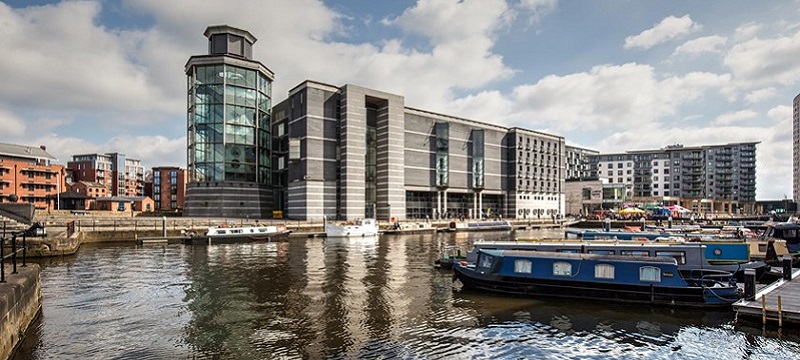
[621,250,649,257]
[655,251,686,264]
[478,254,494,268]
[588,250,614,255]
[640,266,662,282]
[553,261,572,276]
[595,264,615,279]
[514,259,532,273]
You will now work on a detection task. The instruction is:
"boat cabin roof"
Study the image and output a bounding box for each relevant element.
[478,249,678,265]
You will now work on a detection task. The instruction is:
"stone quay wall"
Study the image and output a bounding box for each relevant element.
[0,264,41,360]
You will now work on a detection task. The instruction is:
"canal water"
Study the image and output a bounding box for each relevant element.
[12,229,800,359]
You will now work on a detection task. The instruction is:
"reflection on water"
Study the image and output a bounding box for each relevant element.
[13,230,800,359]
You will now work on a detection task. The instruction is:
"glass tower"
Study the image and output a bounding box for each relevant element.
[184,25,275,217]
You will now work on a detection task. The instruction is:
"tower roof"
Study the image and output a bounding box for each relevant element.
[203,25,257,44]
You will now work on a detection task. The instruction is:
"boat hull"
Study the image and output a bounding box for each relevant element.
[185,230,290,245]
[453,264,738,307]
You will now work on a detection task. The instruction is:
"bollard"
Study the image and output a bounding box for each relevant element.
[783,255,793,281]
[162,216,167,237]
[744,268,756,301]
[604,218,611,232]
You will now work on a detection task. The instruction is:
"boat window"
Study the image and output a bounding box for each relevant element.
[553,261,572,276]
[588,250,614,255]
[558,249,579,253]
[478,254,494,268]
[621,250,649,257]
[640,266,662,282]
[758,244,767,253]
[655,251,685,264]
[595,264,615,279]
[786,229,798,240]
[231,229,242,234]
[514,259,532,273]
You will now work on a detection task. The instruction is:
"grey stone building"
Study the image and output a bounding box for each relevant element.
[183,25,274,217]
[272,81,565,221]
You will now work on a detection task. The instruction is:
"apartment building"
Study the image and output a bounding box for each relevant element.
[68,153,145,197]
[588,142,758,213]
[151,166,187,212]
[0,143,64,209]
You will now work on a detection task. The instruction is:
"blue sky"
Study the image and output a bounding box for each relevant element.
[1,0,799,200]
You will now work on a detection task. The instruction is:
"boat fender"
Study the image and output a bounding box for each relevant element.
[458,261,469,266]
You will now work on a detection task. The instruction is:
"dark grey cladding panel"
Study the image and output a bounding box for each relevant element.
[405,167,432,187]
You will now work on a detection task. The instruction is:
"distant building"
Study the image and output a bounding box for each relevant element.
[70,181,109,198]
[272,80,566,221]
[0,142,64,210]
[151,166,186,212]
[67,153,144,197]
[564,179,603,216]
[588,142,758,213]
[92,196,154,213]
[184,25,274,217]
[793,92,800,204]
[565,145,599,180]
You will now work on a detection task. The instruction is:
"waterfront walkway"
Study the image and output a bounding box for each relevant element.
[734,268,800,327]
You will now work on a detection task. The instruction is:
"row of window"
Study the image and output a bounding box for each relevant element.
[510,259,663,282]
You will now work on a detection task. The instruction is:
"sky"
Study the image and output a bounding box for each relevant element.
[1,0,799,200]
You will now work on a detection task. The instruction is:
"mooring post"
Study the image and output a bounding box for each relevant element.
[162,216,167,237]
[783,255,793,281]
[744,268,756,301]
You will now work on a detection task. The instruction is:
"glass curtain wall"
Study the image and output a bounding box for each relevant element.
[188,64,271,184]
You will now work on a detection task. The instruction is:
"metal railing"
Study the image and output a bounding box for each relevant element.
[1,223,28,283]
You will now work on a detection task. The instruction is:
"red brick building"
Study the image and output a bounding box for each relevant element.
[0,143,65,210]
[151,167,187,212]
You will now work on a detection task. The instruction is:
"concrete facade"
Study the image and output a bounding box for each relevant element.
[273,81,566,221]
[564,179,603,216]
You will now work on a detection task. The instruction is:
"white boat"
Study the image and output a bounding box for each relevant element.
[324,217,379,237]
[185,224,290,244]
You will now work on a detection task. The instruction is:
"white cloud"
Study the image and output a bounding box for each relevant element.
[711,110,758,126]
[745,87,778,104]
[515,0,558,24]
[724,29,800,88]
[102,135,186,168]
[0,109,26,138]
[624,15,701,50]
[734,22,761,41]
[672,35,727,56]
[506,63,729,132]
[0,2,180,115]
[766,105,791,123]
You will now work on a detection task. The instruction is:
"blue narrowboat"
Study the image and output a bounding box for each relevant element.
[453,249,741,307]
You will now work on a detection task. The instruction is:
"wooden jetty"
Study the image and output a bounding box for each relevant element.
[734,261,800,327]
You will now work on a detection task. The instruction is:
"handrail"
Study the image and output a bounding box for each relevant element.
[1,224,28,283]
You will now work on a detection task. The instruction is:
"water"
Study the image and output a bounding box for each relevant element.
[12,230,800,359]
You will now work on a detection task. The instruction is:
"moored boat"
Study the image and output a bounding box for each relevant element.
[457,240,760,274]
[185,224,290,244]
[324,217,379,237]
[382,221,436,235]
[453,249,742,307]
[448,220,512,232]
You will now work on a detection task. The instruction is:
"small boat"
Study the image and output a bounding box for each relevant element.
[382,221,436,235]
[453,249,741,307]
[324,217,379,237]
[185,224,291,244]
[448,220,512,232]
[434,245,466,269]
